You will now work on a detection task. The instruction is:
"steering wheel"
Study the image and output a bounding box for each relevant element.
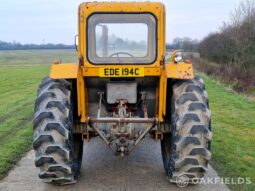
[109,52,135,58]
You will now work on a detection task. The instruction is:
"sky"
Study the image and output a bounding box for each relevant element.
[0,0,242,44]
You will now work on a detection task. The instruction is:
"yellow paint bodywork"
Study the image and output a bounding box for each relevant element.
[49,2,195,123]
[78,2,166,68]
[77,69,88,122]
[165,63,194,79]
[77,2,167,122]
[50,64,79,79]
[158,69,167,120]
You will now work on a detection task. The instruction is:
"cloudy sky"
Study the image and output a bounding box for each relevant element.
[0,0,242,44]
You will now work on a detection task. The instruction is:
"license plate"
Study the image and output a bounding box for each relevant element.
[99,67,144,77]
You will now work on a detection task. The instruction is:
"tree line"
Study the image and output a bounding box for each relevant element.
[0,41,74,50]
[166,0,255,94]
[166,37,199,52]
[199,0,255,71]
[197,0,255,94]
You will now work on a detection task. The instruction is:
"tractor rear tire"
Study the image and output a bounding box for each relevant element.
[33,77,83,185]
[161,75,212,184]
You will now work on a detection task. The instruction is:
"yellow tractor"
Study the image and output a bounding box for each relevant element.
[33,2,212,185]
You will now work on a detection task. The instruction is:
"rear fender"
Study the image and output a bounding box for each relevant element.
[158,62,194,122]
[49,63,87,122]
[165,63,194,79]
[50,63,79,79]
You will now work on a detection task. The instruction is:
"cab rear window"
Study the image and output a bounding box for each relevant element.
[87,13,157,64]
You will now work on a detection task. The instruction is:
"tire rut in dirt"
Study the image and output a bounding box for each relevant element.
[0,100,33,124]
[33,77,83,185]
[0,114,33,144]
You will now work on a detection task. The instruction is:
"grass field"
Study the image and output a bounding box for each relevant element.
[0,50,254,190]
[0,66,49,178]
[201,74,255,191]
[0,49,77,66]
[0,49,76,179]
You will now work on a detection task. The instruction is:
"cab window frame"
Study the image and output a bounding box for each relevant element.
[86,12,158,65]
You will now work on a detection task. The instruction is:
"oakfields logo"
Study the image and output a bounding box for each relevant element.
[176,175,252,188]
[176,175,189,188]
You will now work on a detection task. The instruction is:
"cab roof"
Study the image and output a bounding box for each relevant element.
[79,1,165,16]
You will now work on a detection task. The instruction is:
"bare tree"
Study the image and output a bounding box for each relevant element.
[200,0,255,70]
[198,0,255,92]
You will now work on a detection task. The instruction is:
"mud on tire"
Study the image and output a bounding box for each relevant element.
[161,75,212,183]
[33,77,83,185]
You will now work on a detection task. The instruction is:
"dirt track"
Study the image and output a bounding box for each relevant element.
[0,137,229,191]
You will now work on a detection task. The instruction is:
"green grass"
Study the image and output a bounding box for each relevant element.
[0,49,77,66]
[0,66,50,178]
[200,74,255,191]
[0,50,254,190]
[0,49,77,179]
